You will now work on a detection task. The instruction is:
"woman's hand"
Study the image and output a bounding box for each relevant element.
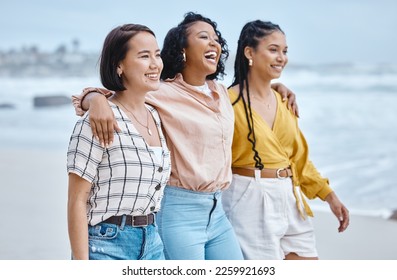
[325,192,350,232]
[271,83,299,117]
[87,93,120,147]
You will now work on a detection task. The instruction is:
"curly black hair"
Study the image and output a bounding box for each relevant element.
[160,12,229,81]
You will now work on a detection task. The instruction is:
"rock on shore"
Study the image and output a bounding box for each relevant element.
[33,94,70,107]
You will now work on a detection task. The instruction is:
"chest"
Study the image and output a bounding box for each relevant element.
[250,99,277,129]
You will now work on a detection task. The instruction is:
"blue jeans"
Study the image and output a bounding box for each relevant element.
[157,185,243,260]
[88,215,165,260]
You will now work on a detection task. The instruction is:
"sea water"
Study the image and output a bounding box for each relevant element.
[1,64,396,217]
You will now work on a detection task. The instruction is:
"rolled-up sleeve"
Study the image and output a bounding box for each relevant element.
[67,115,105,183]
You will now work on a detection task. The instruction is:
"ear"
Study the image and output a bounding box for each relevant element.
[244,46,253,61]
[117,65,123,76]
[181,48,186,62]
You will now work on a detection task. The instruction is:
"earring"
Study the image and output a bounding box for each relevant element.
[182,52,186,62]
[249,59,253,66]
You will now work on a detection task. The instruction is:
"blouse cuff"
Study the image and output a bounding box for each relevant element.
[316,183,333,201]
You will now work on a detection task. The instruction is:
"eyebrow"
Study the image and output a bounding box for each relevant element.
[197,30,218,37]
[268,44,288,48]
[137,49,161,55]
[197,31,209,35]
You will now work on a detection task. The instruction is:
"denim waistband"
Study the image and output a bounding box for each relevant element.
[165,185,222,200]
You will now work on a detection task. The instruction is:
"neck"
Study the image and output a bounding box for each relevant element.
[111,90,146,112]
[181,69,207,86]
[246,71,272,98]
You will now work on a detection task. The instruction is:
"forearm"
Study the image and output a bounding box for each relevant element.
[324,191,338,204]
[68,199,89,259]
[67,174,91,260]
[81,92,106,112]
[72,87,114,116]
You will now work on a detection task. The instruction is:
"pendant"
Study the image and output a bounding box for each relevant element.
[148,128,152,136]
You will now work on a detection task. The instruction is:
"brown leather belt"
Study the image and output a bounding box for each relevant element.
[232,166,292,179]
[103,214,155,227]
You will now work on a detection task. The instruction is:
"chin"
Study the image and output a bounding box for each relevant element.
[146,83,161,92]
[272,73,282,79]
[149,86,160,92]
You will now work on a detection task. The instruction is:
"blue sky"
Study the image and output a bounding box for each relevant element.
[1,0,396,64]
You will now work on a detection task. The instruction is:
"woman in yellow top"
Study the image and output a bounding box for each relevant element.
[221,20,350,260]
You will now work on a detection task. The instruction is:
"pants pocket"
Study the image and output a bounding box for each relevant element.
[222,175,256,217]
[88,223,119,240]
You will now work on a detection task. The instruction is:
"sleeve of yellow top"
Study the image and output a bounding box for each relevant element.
[293,126,333,201]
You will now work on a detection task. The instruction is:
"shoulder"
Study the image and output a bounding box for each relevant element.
[273,89,297,119]
[208,80,227,94]
[228,86,239,102]
[145,103,160,119]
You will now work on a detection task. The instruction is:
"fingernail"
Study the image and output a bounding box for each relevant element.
[339,216,343,221]
[95,136,99,141]
[101,142,105,148]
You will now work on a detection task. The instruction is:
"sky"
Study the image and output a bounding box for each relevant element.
[1,0,396,65]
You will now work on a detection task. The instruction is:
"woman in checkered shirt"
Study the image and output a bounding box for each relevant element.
[67,24,171,260]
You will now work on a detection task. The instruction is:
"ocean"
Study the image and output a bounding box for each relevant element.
[1,63,397,259]
[0,65,397,216]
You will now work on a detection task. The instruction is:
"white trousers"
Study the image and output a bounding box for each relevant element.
[222,174,318,260]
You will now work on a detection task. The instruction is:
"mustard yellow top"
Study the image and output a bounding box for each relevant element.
[230,88,333,217]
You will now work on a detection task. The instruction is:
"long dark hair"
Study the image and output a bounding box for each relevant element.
[160,12,229,81]
[230,20,284,170]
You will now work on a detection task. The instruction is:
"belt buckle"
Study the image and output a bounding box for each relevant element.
[132,215,149,227]
[276,168,288,179]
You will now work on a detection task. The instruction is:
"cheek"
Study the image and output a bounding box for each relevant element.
[216,44,222,56]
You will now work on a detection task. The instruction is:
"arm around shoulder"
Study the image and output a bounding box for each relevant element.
[72,87,114,116]
[271,82,299,117]
[71,87,118,147]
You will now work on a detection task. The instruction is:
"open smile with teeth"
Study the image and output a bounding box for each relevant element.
[145,73,159,79]
[204,51,218,63]
[271,65,283,71]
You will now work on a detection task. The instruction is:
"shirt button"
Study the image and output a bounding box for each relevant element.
[155,184,161,191]
[158,166,163,172]
[150,206,155,211]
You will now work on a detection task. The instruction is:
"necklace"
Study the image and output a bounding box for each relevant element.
[118,102,152,136]
[251,89,274,110]
[252,95,272,110]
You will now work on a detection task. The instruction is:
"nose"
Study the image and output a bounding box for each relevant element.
[150,57,161,69]
[209,37,218,46]
[277,52,287,63]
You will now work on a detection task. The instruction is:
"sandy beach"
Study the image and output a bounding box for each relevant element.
[314,211,397,259]
[0,148,396,260]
